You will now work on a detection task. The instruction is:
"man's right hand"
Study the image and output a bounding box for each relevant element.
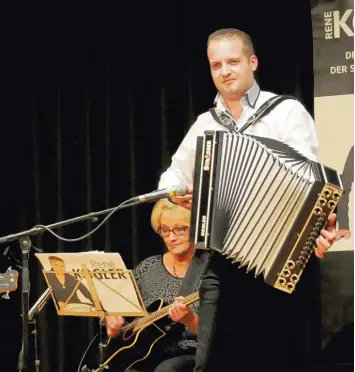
[105,316,125,338]
[169,188,193,210]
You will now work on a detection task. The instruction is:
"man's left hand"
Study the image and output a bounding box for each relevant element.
[314,213,351,258]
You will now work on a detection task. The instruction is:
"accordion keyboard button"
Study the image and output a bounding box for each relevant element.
[286,260,295,269]
[308,238,316,245]
[282,269,291,278]
[290,274,299,283]
[323,189,332,198]
[333,191,341,200]
[310,231,318,238]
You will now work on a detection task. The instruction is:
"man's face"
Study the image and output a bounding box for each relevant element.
[207,38,258,100]
[50,259,65,274]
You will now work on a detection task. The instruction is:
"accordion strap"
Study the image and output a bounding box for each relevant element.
[177,250,211,297]
[209,95,296,134]
[209,107,236,133]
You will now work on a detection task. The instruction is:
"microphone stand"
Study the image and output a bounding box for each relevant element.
[0,201,140,246]
[32,319,40,372]
[28,288,51,372]
[17,236,31,372]
[0,199,141,372]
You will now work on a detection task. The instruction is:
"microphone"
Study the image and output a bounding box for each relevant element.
[28,288,51,321]
[130,184,188,203]
[3,246,10,256]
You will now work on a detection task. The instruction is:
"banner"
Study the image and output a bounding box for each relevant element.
[311,0,354,365]
[312,0,354,250]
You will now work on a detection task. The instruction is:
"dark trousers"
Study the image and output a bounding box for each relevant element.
[125,354,195,372]
[194,252,320,372]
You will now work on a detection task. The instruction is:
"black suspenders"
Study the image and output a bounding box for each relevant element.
[209,95,296,134]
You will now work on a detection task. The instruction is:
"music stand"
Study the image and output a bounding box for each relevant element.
[36,252,146,372]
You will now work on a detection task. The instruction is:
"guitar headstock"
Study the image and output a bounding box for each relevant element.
[0,267,19,297]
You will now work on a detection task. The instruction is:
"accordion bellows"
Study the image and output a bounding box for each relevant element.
[190,131,343,294]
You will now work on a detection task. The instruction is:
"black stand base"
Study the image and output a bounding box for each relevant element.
[97,318,107,371]
[18,236,32,372]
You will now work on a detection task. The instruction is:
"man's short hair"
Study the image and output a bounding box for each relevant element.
[207,28,255,57]
[48,255,65,264]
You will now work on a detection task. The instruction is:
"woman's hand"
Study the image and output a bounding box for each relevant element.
[169,296,198,333]
[169,296,194,323]
[105,315,125,338]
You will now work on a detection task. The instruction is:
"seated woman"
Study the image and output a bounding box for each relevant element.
[105,199,200,372]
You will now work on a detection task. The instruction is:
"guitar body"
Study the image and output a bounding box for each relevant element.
[80,298,170,372]
[79,291,199,372]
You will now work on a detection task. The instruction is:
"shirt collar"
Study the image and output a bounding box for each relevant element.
[214,80,261,110]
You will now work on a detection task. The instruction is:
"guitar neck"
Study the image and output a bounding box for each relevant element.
[123,291,199,333]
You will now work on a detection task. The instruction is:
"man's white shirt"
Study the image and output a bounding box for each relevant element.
[158,81,319,190]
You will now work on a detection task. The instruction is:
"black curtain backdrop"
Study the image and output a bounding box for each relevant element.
[0,1,319,371]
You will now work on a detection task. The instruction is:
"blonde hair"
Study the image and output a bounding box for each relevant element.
[151,199,191,233]
[207,28,255,57]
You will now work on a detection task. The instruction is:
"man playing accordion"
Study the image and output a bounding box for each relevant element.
[158,28,346,372]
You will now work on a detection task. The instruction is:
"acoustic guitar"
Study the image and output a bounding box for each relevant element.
[79,291,199,372]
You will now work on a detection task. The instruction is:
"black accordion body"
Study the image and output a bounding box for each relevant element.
[190,131,343,294]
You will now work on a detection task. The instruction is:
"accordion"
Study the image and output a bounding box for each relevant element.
[190,131,343,294]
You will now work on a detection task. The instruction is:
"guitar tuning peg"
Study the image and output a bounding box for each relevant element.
[2,292,10,300]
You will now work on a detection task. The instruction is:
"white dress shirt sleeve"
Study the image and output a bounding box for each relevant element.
[277,100,319,161]
[158,118,205,190]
